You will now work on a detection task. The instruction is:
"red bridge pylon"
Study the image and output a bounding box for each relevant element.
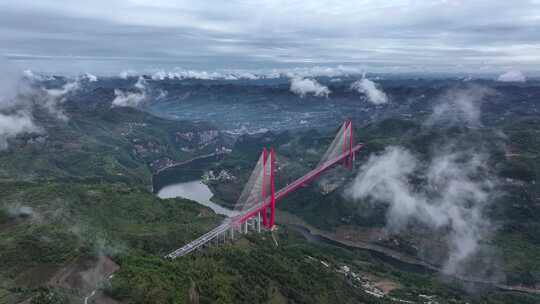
[343,119,354,170]
[260,147,276,229]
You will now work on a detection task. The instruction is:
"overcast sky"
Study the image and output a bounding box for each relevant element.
[1,0,539,75]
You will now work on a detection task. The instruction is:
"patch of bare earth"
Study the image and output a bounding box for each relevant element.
[334,226,386,244]
[14,264,61,288]
[49,255,119,295]
[372,278,401,295]
[188,280,199,304]
[88,291,121,304]
[0,217,26,232]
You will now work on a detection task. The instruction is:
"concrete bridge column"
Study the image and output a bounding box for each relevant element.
[257,213,261,233]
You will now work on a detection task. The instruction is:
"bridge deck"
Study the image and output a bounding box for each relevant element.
[166,220,232,258]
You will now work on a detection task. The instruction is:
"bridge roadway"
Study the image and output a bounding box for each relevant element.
[166,144,364,259]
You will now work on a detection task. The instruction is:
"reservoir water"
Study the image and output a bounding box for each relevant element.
[157,180,238,217]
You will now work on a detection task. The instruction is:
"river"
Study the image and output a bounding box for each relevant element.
[157,180,238,217]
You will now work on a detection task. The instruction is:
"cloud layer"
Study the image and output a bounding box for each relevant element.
[348,146,495,276]
[0,60,39,149]
[426,86,493,128]
[0,59,76,150]
[347,86,500,279]
[44,79,80,121]
[497,70,527,82]
[351,78,388,105]
[290,77,330,98]
[0,111,39,150]
[112,90,145,108]
[111,76,146,107]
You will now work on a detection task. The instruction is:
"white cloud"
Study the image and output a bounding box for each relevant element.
[22,69,42,81]
[119,70,137,79]
[111,89,145,107]
[497,70,526,82]
[46,80,79,99]
[156,89,168,99]
[21,70,55,82]
[124,66,365,81]
[151,69,216,80]
[22,69,35,79]
[0,111,40,150]
[150,69,267,81]
[347,146,495,277]
[289,77,330,98]
[43,79,80,121]
[0,59,81,150]
[0,60,43,149]
[111,75,149,107]
[83,73,98,82]
[134,76,146,90]
[350,77,388,104]
[426,86,492,128]
[7,205,34,217]
[150,71,167,81]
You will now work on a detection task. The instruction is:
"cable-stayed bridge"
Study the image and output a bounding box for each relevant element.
[166,120,364,259]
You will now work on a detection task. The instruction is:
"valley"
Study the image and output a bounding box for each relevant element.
[0,76,539,303]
